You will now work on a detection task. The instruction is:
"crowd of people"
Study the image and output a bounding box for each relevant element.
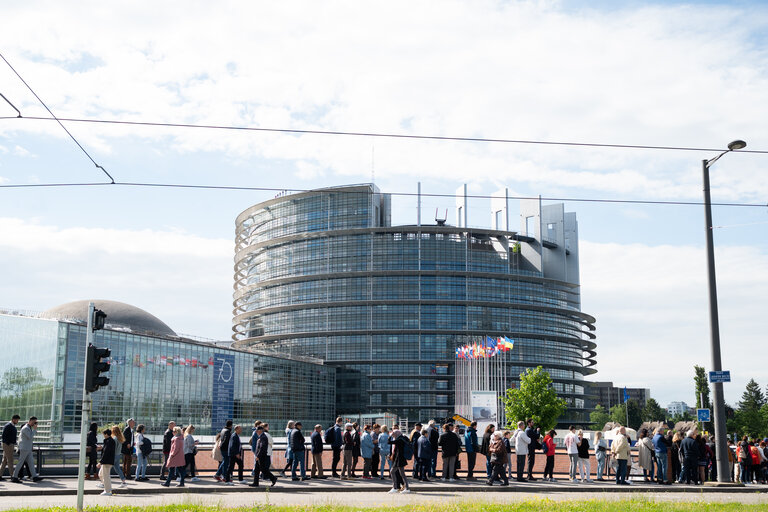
[2,413,768,495]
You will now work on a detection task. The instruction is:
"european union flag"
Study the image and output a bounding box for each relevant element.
[623,387,629,402]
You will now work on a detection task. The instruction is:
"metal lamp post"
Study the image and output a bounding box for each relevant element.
[702,139,745,484]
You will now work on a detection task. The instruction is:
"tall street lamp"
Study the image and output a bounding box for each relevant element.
[702,139,746,484]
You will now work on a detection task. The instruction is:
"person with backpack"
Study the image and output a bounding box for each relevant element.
[486,431,509,486]
[134,424,150,481]
[387,428,410,493]
[464,421,479,481]
[542,429,557,482]
[525,419,540,481]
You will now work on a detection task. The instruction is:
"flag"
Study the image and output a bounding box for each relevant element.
[623,387,629,402]
[503,336,515,351]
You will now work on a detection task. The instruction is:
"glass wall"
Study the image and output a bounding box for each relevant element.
[233,186,597,424]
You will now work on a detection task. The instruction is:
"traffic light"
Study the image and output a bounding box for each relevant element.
[85,344,110,393]
[92,309,107,331]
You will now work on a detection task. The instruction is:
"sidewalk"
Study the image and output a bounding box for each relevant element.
[0,475,763,497]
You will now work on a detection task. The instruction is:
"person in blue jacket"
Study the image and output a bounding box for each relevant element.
[416,432,433,481]
[361,425,374,479]
[464,421,479,481]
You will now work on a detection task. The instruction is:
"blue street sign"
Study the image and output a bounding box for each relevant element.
[709,370,731,383]
[697,408,711,422]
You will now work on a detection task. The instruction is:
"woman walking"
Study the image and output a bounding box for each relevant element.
[161,426,186,487]
[110,426,128,488]
[184,425,199,482]
[134,425,148,481]
[480,424,495,478]
[387,429,409,493]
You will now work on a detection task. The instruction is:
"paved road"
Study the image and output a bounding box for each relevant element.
[1,476,766,510]
[3,489,768,510]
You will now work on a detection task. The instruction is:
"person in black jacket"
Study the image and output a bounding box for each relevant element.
[678,430,698,484]
[351,422,361,477]
[409,423,422,478]
[214,420,232,482]
[480,424,495,478]
[0,414,20,481]
[438,423,461,481]
[426,420,439,478]
[227,424,244,484]
[86,422,98,480]
[248,426,277,487]
[290,422,308,481]
[525,419,541,481]
[98,429,116,496]
[388,429,410,493]
[160,420,176,480]
[310,425,325,478]
[122,419,135,479]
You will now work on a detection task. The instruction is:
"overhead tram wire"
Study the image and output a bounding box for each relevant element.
[0,181,765,209]
[2,115,768,155]
[0,53,115,183]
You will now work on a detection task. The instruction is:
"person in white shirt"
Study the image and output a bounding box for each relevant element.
[512,421,530,482]
[564,425,579,481]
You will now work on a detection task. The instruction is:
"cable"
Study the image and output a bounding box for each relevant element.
[2,115,768,155]
[0,180,765,209]
[0,54,115,183]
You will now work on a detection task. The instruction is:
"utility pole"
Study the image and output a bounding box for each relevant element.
[76,302,95,512]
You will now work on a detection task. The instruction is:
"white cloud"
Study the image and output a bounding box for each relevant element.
[0,2,766,200]
[580,240,768,407]
[0,218,233,339]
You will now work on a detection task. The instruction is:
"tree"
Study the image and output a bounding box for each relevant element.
[503,366,566,431]
[590,405,611,431]
[734,379,766,437]
[641,398,666,422]
[0,367,45,397]
[609,399,643,430]
[694,365,712,432]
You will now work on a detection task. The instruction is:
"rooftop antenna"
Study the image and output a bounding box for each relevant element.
[435,208,447,226]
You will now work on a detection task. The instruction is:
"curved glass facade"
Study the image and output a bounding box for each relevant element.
[233,184,596,424]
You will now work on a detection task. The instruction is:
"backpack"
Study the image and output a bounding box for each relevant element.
[402,439,414,460]
[140,437,152,456]
[324,425,335,445]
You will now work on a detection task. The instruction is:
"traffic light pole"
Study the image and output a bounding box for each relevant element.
[76,302,96,512]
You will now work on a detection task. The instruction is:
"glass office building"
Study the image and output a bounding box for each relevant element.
[0,301,334,441]
[232,184,597,424]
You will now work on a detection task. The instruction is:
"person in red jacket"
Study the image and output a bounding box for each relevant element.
[542,430,557,482]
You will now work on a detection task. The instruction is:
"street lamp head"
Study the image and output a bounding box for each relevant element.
[727,140,747,151]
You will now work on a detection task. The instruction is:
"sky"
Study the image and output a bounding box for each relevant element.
[1,0,767,409]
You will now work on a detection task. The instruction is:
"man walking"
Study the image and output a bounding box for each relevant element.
[249,426,277,487]
[214,420,232,482]
[227,424,244,484]
[329,417,343,478]
[160,420,176,480]
[0,414,20,480]
[464,421,479,481]
[12,417,42,483]
[513,421,531,482]
[310,424,325,478]
[122,418,135,479]
[525,419,540,481]
[290,422,308,481]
